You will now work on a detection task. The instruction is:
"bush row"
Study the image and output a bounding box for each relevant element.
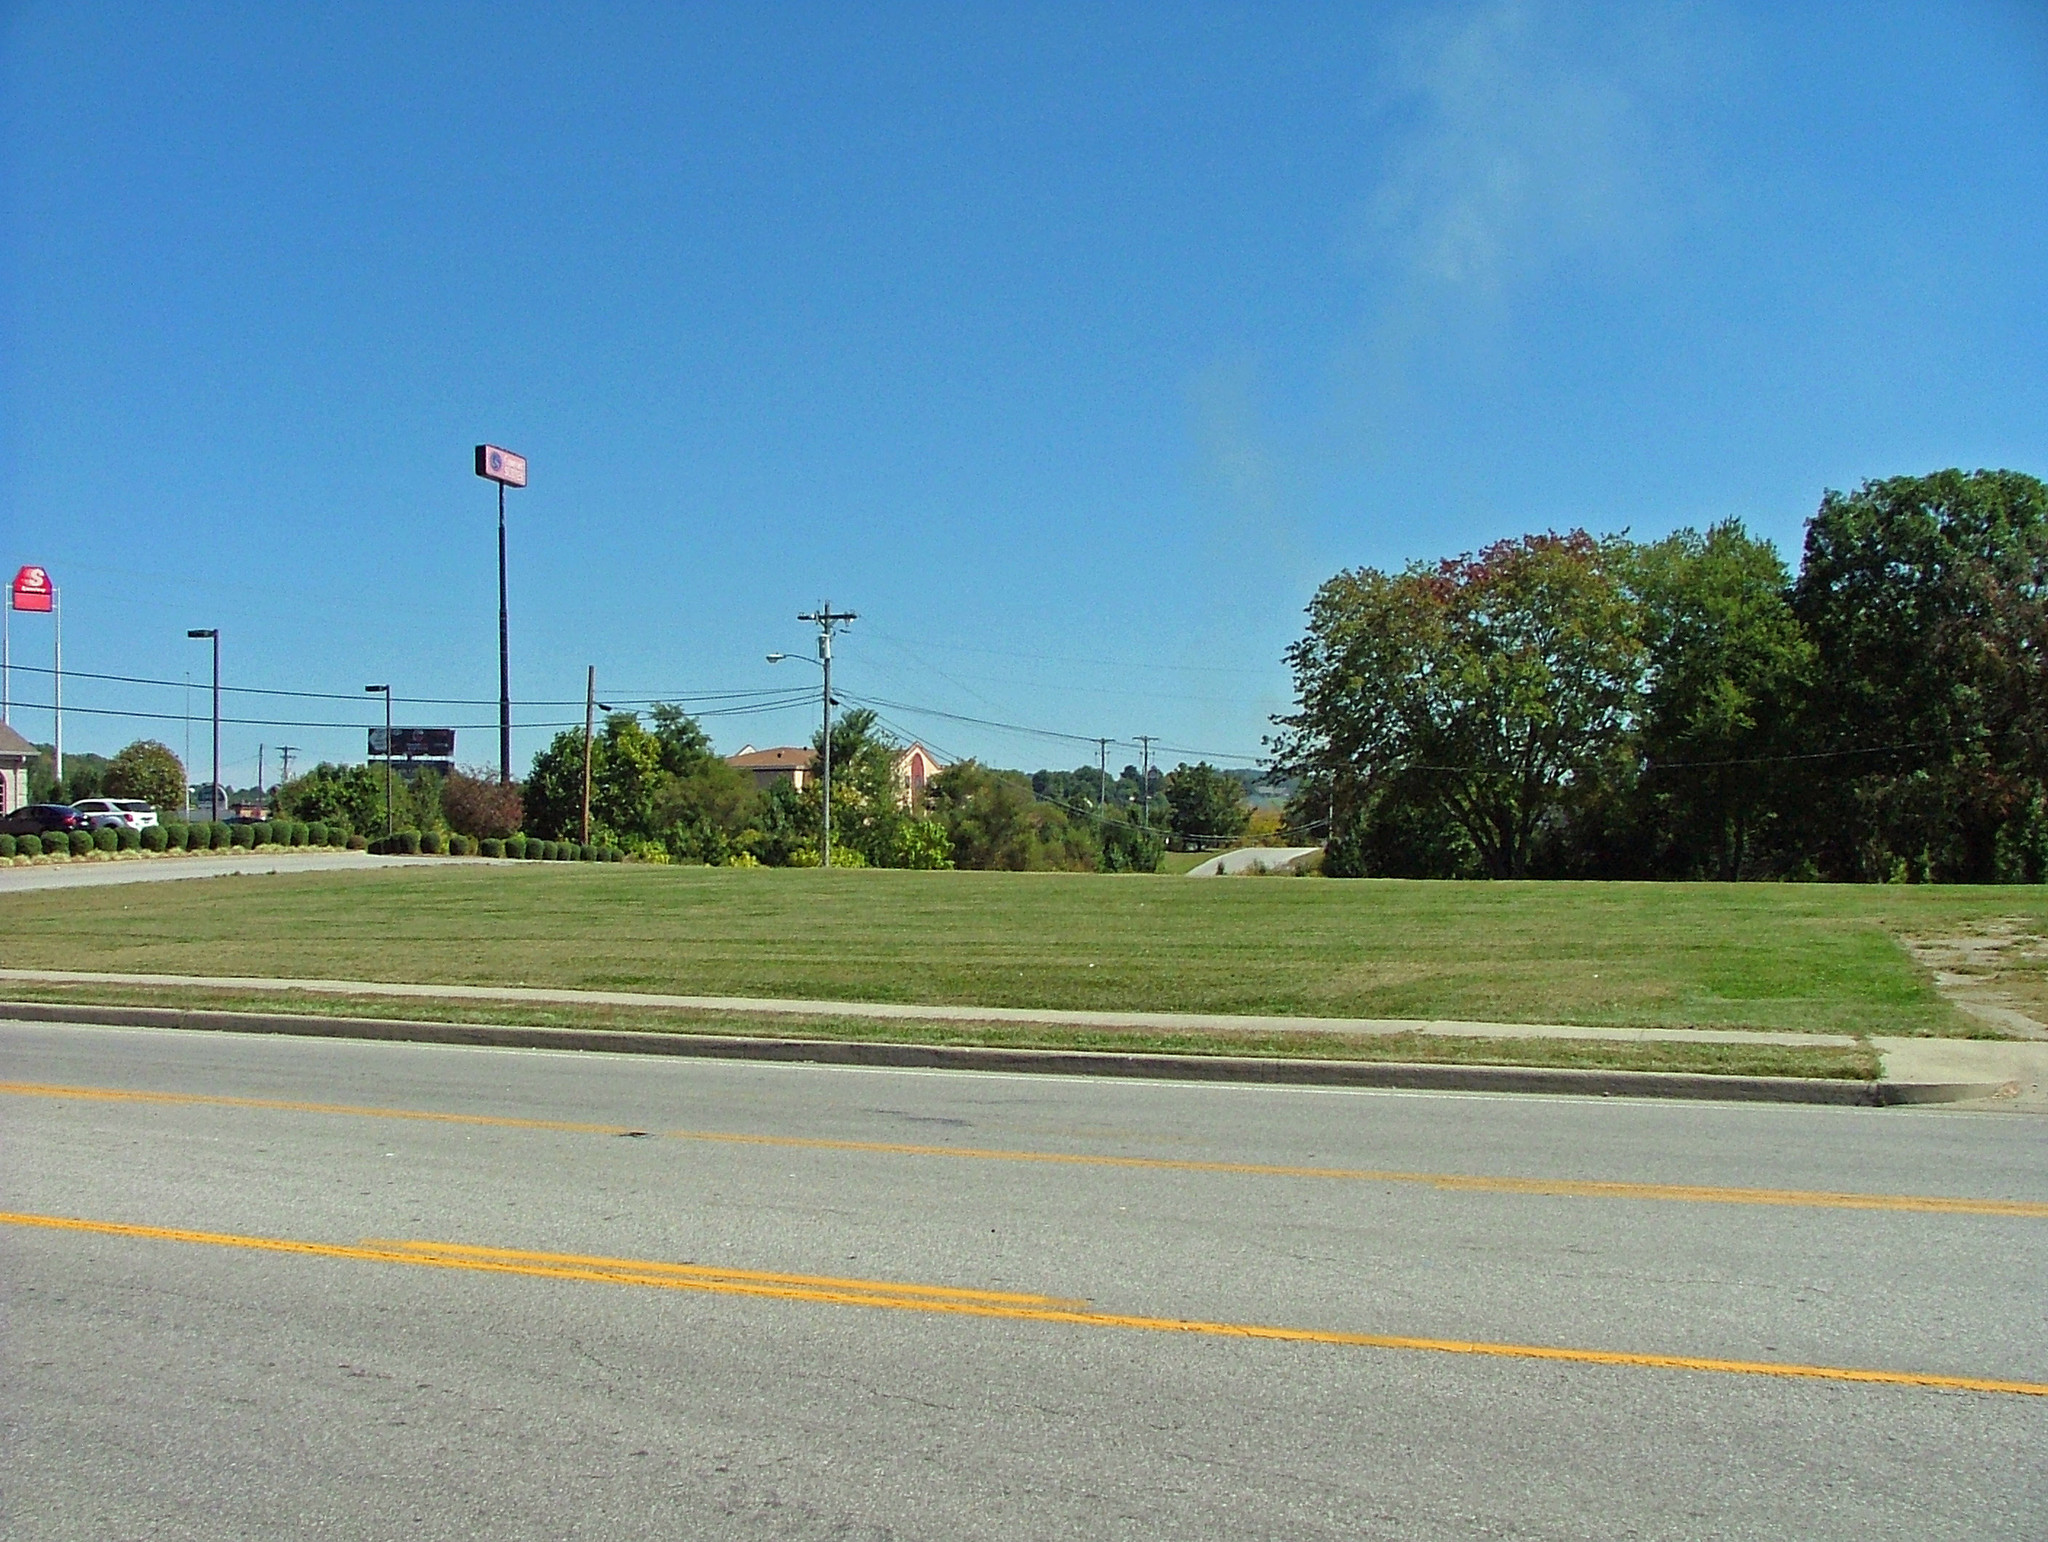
[365,830,623,861]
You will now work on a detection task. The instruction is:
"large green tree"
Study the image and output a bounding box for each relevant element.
[1626,523,1814,879]
[1792,469,2048,880]
[103,740,187,811]
[1274,532,1644,878]
[1161,763,1250,846]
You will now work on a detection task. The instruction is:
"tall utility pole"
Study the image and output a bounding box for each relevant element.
[187,630,219,821]
[796,604,857,868]
[1095,737,1110,811]
[257,745,265,799]
[475,445,528,784]
[1136,735,1156,826]
[581,665,596,847]
[277,746,297,787]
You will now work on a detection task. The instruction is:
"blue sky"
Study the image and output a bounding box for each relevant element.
[4,2,2044,788]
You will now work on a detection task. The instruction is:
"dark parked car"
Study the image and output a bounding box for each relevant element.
[0,803,85,837]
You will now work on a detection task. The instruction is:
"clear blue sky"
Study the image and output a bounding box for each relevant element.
[4,2,2044,788]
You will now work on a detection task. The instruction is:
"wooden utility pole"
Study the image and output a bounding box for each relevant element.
[581,665,595,846]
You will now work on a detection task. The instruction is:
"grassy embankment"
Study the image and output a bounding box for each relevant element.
[3,866,2039,1077]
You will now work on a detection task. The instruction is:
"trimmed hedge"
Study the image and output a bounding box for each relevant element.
[480,837,504,858]
[17,834,40,857]
[73,830,96,856]
[230,824,252,849]
[419,830,443,855]
[210,821,232,849]
[118,827,141,852]
[307,822,327,847]
[141,825,167,852]
[505,834,528,858]
[0,834,13,858]
[253,821,274,846]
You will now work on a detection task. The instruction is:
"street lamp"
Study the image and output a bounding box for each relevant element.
[767,641,843,869]
[187,630,219,822]
[364,684,392,837]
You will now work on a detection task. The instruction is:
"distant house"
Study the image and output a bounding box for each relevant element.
[727,745,815,792]
[727,741,947,810]
[892,743,945,812]
[0,722,34,815]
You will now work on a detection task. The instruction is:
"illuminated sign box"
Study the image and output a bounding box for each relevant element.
[474,444,527,487]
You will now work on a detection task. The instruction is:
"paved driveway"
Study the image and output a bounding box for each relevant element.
[0,851,488,893]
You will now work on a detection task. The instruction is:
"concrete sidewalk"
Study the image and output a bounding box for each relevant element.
[0,966,1864,1049]
[6,968,2042,1107]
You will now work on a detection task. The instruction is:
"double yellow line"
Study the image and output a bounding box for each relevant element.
[7,1079,2045,1218]
[7,1210,2044,1398]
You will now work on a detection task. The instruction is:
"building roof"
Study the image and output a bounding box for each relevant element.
[0,721,37,757]
[726,745,813,770]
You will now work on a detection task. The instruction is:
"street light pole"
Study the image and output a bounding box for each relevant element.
[365,685,392,837]
[187,630,219,821]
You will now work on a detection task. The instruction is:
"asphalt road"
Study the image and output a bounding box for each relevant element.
[4,1020,2043,1539]
[0,851,483,893]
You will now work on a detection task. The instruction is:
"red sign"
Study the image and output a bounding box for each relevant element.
[474,444,528,487]
[10,566,52,612]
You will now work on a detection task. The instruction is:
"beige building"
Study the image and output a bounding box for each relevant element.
[0,722,36,815]
[727,745,816,792]
[726,742,947,810]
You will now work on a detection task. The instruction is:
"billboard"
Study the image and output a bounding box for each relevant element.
[369,727,457,759]
[11,566,53,612]
[474,444,527,487]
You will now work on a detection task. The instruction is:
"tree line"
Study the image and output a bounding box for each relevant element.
[1270,469,2048,883]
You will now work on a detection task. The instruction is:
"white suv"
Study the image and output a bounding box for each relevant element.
[72,798,160,831]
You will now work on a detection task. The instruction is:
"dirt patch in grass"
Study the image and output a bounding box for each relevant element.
[1897,919,2048,1040]
[0,983,1880,1080]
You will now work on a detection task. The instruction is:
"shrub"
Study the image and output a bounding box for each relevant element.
[0,834,13,858]
[505,834,527,858]
[231,824,254,849]
[442,770,524,840]
[292,821,310,846]
[252,821,274,846]
[307,822,327,847]
[580,842,596,862]
[79,829,104,856]
[478,837,502,858]
[419,830,444,855]
[118,826,141,852]
[210,822,231,849]
[347,833,367,850]
[17,834,40,857]
[538,840,557,860]
[141,825,167,852]
[397,829,421,854]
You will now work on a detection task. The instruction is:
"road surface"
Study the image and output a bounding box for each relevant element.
[3,1017,2043,1539]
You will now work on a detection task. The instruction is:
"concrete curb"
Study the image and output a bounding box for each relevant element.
[0,1000,2002,1106]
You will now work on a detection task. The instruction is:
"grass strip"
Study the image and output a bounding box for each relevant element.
[0,983,1880,1079]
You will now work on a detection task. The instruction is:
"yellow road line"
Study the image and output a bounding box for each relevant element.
[6,1209,2043,1399]
[7,1077,2046,1219]
[363,1237,1086,1306]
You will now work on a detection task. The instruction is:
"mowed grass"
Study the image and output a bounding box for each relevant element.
[2,864,2040,1036]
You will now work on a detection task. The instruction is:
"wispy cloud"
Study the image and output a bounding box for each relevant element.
[1362,1,1701,306]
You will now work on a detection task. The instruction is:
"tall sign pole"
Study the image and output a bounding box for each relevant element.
[475,445,528,784]
[797,604,857,868]
[13,568,55,781]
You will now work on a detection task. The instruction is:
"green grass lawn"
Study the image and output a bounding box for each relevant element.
[2,864,2041,1037]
